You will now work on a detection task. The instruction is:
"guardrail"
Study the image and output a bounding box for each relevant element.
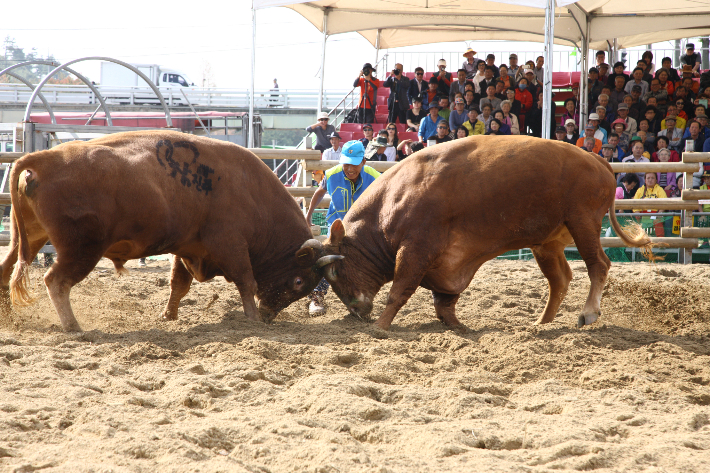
[0,84,351,110]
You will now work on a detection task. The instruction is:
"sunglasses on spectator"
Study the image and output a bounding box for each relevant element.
[387,127,396,130]
[437,126,447,129]
[416,72,423,75]
[363,127,372,130]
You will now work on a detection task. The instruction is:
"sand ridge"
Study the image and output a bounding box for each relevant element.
[0,257,709,472]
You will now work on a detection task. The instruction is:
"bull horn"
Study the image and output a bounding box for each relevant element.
[315,255,344,269]
[300,239,323,250]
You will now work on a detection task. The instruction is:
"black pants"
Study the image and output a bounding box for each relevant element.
[388,108,407,125]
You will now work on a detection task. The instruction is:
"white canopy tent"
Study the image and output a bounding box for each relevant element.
[249,0,710,145]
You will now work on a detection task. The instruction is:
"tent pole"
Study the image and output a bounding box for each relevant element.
[374,29,381,68]
[541,0,555,139]
[579,19,590,132]
[317,10,329,114]
[248,3,256,148]
[612,38,618,64]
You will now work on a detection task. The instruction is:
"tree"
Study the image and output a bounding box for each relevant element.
[0,36,81,85]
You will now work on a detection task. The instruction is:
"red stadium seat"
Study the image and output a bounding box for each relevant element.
[570,71,581,85]
[376,95,388,106]
[423,72,434,81]
[396,124,407,132]
[338,131,353,142]
[371,123,386,132]
[379,88,390,97]
[551,72,571,88]
[339,123,362,133]
[405,72,416,79]
[554,91,574,103]
[375,114,389,124]
[398,132,419,142]
[352,132,365,141]
[376,105,389,114]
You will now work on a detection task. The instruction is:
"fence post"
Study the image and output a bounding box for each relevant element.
[683,163,694,264]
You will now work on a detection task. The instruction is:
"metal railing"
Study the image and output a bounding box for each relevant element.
[0,84,351,110]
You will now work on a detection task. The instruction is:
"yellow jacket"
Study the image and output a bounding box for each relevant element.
[633,184,667,212]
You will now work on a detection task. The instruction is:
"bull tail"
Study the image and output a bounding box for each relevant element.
[9,159,36,306]
[608,199,661,262]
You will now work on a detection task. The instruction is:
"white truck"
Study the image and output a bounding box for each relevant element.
[99,62,195,104]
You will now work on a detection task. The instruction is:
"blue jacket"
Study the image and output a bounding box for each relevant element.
[324,164,381,226]
[418,114,445,141]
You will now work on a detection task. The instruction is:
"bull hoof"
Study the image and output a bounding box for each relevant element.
[161,311,178,321]
[577,311,600,328]
[373,320,391,331]
[62,322,83,333]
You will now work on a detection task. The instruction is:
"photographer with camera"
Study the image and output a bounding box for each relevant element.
[430,59,452,97]
[354,63,381,124]
[383,63,410,125]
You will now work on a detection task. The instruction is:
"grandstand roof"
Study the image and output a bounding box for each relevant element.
[254,0,710,50]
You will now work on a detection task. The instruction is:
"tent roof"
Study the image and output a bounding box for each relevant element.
[254,0,710,50]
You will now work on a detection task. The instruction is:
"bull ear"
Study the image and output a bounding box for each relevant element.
[328,219,346,246]
[295,247,317,267]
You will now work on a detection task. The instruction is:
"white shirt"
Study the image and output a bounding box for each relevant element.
[384,146,397,162]
[322,146,342,161]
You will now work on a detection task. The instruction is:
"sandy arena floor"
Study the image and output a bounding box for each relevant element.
[0,256,709,472]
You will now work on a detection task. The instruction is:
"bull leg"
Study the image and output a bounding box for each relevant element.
[432,292,466,333]
[567,220,611,328]
[43,249,104,332]
[217,253,261,322]
[160,256,193,321]
[531,240,573,325]
[374,247,431,331]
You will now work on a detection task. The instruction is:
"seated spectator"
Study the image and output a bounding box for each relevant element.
[408,67,428,105]
[656,68,675,97]
[636,59,654,84]
[480,103,494,130]
[499,100,520,135]
[306,112,336,152]
[699,171,710,212]
[596,105,612,134]
[657,57,680,83]
[571,81,580,103]
[494,81,507,100]
[485,54,500,78]
[493,111,512,135]
[588,67,604,104]
[554,125,567,142]
[434,121,453,144]
[534,56,545,84]
[515,78,534,116]
[384,123,399,161]
[596,93,614,116]
[607,61,630,88]
[655,149,680,197]
[560,98,579,128]
[359,123,374,148]
[516,60,535,83]
[487,118,503,135]
[582,136,597,152]
[634,126,654,154]
[661,104,686,131]
[677,65,700,94]
[644,106,662,134]
[523,66,539,98]
[383,63,410,125]
[407,97,425,132]
[609,74,627,106]
[642,51,655,76]
[627,89,644,120]
[505,88,522,117]
[463,89,480,111]
[430,59,452,96]
[449,68,468,103]
[658,116,683,152]
[463,107,485,136]
[353,64,380,123]
[633,173,668,236]
[611,119,631,152]
[595,50,606,69]
[642,96,659,116]
[679,78,699,105]
[643,79,669,113]
[322,132,343,160]
[462,48,478,79]
[576,124,602,153]
[598,63,610,84]
[449,97,468,131]
[479,66,497,94]
[625,67,650,96]
[651,136,680,163]
[438,96,452,121]
[418,103,445,142]
[455,126,469,139]
[680,121,707,160]
[564,119,579,144]
[365,132,392,162]
[498,64,515,90]
[600,143,620,164]
[526,91,556,138]
[675,97,690,120]
[680,43,702,76]
[622,139,651,183]
[616,172,641,204]
[508,53,521,80]
[472,60,486,94]
[607,132,626,160]
[395,139,424,161]
[587,113,608,143]
[480,85,502,111]
[424,81,439,110]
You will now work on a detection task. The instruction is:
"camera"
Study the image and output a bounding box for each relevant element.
[362,63,375,77]
[392,68,401,75]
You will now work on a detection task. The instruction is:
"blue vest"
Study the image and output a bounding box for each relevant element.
[324,164,381,226]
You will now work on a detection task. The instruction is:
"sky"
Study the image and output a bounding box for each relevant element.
[3,0,686,93]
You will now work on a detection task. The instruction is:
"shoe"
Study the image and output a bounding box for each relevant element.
[308,292,326,316]
[138,258,147,267]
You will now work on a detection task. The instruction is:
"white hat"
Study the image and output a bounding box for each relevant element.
[437,59,447,67]
[588,113,600,121]
[318,112,329,120]
[565,118,576,126]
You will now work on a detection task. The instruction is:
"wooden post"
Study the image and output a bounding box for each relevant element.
[683,158,695,264]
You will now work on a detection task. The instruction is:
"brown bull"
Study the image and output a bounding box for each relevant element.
[318,136,652,332]
[2,130,331,331]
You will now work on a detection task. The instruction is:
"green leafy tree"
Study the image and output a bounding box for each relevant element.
[1,36,80,85]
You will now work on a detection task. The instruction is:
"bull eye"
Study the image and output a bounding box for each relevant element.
[295,277,303,287]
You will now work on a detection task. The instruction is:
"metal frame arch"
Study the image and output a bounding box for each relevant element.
[23,57,173,128]
[0,61,63,124]
[5,60,115,126]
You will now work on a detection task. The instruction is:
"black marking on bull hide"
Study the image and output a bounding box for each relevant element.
[155,139,216,196]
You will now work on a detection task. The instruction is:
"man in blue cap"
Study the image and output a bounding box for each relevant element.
[304,140,381,316]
